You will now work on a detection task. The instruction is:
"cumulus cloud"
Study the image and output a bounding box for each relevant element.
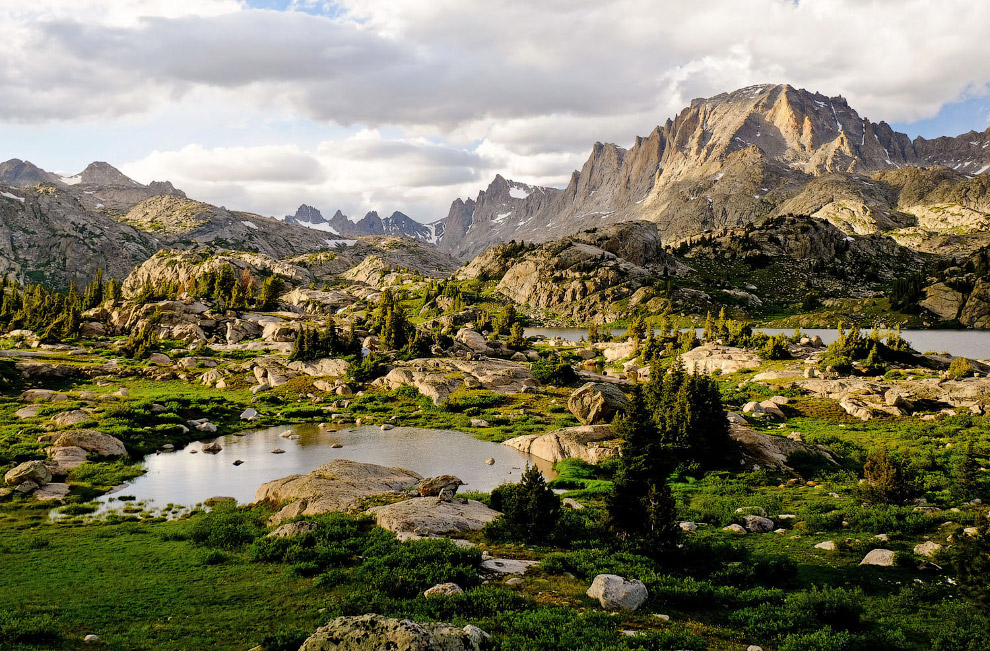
[121,131,495,221]
[4,0,990,219]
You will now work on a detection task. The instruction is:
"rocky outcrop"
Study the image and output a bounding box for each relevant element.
[680,345,762,375]
[728,423,838,475]
[503,425,619,464]
[367,497,500,537]
[567,382,629,425]
[375,358,538,406]
[299,614,487,651]
[920,283,966,320]
[960,279,990,328]
[254,460,423,525]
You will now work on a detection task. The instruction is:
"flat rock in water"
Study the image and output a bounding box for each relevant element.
[368,497,500,537]
[256,459,423,525]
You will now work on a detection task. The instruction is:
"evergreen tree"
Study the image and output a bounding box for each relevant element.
[953,523,990,613]
[508,322,525,349]
[862,448,916,505]
[605,387,679,553]
[953,441,980,503]
[83,269,105,309]
[256,275,284,311]
[486,465,562,544]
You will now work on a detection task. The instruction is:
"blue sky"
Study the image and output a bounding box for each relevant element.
[2,1,989,221]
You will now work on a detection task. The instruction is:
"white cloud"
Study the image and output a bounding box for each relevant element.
[4,0,990,219]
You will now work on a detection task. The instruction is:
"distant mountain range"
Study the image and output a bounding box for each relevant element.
[281,205,442,243]
[0,160,344,289]
[4,82,990,290]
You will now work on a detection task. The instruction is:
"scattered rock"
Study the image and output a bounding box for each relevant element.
[423,583,464,598]
[586,574,649,611]
[480,558,538,575]
[84,634,101,643]
[723,524,747,535]
[860,549,897,567]
[35,482,71,501]
[201,441,222,453]
[470,418,490,428]
[298,614,486,651]
[233,459,244,466]
[240,408,260,421]
[742,515,775,533]
[271,448,285,454]
[267,521,318,538]
[4,460,52,487]
[563,497,585,510]
[679,521,698,532]
[914,541,942,557]
[484,458,495,466]
[814,540,837,551]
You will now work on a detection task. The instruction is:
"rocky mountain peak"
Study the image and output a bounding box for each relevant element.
[0,158,58,187]
[288,204,326,224]
[79,161,142,187]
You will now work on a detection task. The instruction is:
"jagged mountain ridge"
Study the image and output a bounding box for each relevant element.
[437,84,990,259]
[0,160,351,289]
[283,204,442,243]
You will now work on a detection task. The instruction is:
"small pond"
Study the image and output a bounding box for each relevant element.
[526,327,990,360]
[97,425,555,510]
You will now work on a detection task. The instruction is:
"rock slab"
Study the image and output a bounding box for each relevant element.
[299,614,486,651]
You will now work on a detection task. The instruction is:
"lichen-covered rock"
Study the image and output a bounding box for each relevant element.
[267,521,318,538]
[256,460,422,525]
[567,382,629,425]
[51,430,126,457]
[423,583,464,598]
[503,425,618,464]
[299,614,485,651]
[375,358,537,405]
[367,497,500,537]
[4,460,52,487]
[680,345,761,375]
[417,475,464,498]
[860,549,897,566]
[742,515,775,533]
[586,574,648,611]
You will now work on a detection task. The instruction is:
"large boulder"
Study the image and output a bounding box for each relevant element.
[375,358,537,406]
[455,328,492,355]
[417,475,464,498]
[920,283,966,320]
[299,614,486,651]
[367,497,500,537]
[503,425,618,464]
[255,460,422,525]
[4,460,52,487]
[860,549,897,567]
[567,382,629,425]
[680,344,761,375]
[728,423,839,475]
[51,410,95,428]
[51,430,126,457]
[586,574,648,611]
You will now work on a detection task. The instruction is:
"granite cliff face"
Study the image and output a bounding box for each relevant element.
[437,84,990,260]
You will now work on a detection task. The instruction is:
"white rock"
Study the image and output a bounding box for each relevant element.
[860,549,897,566]
[586,574,648,611]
